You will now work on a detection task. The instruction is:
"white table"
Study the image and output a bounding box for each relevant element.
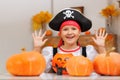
[0,72,120,80]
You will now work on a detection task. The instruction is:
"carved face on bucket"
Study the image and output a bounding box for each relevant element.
[52,53,73,75]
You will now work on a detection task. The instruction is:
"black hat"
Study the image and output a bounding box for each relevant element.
[49,8,92,32]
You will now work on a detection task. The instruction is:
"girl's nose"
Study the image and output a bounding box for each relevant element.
[67,29,72,34]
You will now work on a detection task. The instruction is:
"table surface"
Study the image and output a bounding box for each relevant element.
[0,72,120,80]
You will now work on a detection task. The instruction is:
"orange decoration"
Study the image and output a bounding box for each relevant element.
[6,49,46,76]
[107,34,113,40]
[52,53,73,75]
[32,11,52,31]
[45,30,52,36]
[85,31,91,35]
[47,43,53,46]
[66,56,93,76]
[93,48,120,76]
[100,4,120,18]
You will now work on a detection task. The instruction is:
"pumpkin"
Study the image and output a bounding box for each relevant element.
[85,31,91,35]
[6,48,46,76]
[66,56,93,76]
[52,53,73,75]
[93,47,120,76]
[45,30,52,36]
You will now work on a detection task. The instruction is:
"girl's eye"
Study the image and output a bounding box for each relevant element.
[63,28,68,31]
[72,27,77,30]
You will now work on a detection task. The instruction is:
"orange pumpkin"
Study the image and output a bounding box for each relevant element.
[45,30,52,36]
[85,31,91,35]
[66,56,93,76]
[93,48,120,76]
[52,53,73,75]
[6,49,46,76]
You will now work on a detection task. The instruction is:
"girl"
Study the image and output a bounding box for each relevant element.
[32,8,108,73]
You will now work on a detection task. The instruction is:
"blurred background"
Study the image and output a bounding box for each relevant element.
[0,0,119,73]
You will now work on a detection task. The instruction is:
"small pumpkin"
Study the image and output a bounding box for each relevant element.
[6,48,46,76]
[45,30,52,36]
[66,56,93,76]
[93,47,120,76]
[52,53,73,75]
[85,31,91,35]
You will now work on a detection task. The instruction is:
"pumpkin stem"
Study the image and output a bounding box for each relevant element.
[106,47,116,56]
[21,48,26,52]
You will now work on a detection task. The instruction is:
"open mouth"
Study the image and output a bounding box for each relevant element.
[66,36,74,39]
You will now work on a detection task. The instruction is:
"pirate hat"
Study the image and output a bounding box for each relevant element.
[49,8,92,32]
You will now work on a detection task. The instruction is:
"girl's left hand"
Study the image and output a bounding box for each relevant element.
[92,29,108,47]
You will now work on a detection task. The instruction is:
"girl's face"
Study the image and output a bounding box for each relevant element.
[60,25,81,45]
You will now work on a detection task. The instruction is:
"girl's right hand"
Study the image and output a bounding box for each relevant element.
[32,29,48,48]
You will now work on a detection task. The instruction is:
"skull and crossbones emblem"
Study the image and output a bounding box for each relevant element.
[63,10,74,19]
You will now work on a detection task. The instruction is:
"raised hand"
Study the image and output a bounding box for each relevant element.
[32,29,48,48]
[92,28,108,47]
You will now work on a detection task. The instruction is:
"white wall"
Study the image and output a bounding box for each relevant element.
[0,0,51,73]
